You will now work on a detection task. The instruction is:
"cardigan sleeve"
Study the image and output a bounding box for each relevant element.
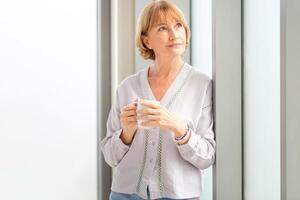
[177,80,216,169]
[100,88,131,168]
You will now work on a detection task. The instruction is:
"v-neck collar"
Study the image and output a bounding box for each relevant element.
[139,62,191,107]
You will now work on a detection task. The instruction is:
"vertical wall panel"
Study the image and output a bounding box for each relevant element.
[212,0,242,199]
[243,0,281,199]
[286,0,300,199]
[99,0,112,199]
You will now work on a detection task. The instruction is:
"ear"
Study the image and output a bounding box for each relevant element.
[142,35,151,49]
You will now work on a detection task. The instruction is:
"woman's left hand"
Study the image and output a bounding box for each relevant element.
[136,99,187,137]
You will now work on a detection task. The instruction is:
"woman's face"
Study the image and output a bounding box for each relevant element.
[143,18,186,59]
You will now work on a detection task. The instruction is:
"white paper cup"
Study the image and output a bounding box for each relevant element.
[137,98,160,130]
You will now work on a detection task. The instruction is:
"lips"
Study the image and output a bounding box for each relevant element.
[167,43,182,47]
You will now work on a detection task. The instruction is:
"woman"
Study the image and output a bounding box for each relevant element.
[100,1,216,199]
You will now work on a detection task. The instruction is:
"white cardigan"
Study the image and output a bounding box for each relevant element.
[100,63,216,199]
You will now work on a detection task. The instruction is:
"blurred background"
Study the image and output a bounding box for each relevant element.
[0,0,299,200]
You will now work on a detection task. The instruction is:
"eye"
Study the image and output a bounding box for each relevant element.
[158,26,167,31]
[176,22,183,28]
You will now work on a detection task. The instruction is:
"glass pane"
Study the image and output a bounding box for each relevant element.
[243,0,281,199]
[191,1,213,200]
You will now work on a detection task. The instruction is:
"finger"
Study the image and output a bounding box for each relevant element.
[125,116,137,122]
[137,108,159,115]
[137,114,158,121]
[120,110,137,118]
[139,99,160,109]
[121,116,137,122]
[121,104,137,112]
[122,103,137,111]
[126,122,137,126]
[120,113,135,121]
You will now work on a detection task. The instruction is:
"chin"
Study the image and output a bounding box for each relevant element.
[170,49,185,56]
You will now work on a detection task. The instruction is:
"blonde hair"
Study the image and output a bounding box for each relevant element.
[135,0,191,60]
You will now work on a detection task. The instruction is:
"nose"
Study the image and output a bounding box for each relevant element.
[168,27,178,40]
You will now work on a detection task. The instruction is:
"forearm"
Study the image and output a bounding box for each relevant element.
[100,129,131,167]
[177,130,216,169]
[172,121,190,145]
[120,129,135,145]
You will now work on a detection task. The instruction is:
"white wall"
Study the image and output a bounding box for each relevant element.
[243,0,281,199]
[0,1,97,200]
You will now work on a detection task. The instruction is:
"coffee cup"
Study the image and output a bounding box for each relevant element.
[136,97,160,130]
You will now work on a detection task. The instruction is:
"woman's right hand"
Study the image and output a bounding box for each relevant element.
[119,101,138,145]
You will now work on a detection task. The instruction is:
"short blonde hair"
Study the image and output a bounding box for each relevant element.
[135,0,191,60]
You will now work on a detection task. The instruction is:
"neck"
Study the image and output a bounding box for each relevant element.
[150,56,184,78]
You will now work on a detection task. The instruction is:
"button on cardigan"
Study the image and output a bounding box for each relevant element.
[100,63,216,199]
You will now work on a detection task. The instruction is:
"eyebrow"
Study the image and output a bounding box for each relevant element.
[155,23,167,27]
[155,21,181,27]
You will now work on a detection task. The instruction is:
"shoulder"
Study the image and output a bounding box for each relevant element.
[186,64,212,86]
[116,67,146,92]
